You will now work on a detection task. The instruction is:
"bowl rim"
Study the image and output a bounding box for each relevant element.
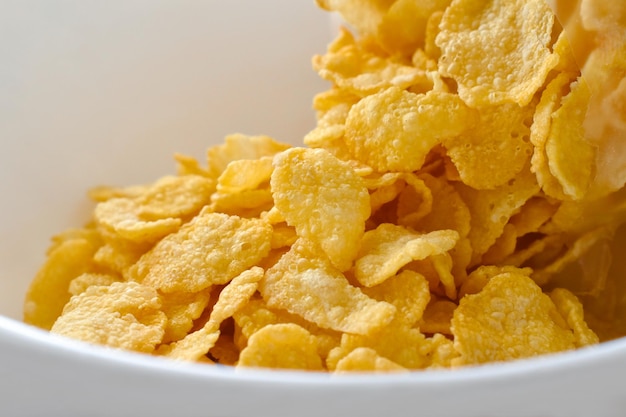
[2,314,625,386]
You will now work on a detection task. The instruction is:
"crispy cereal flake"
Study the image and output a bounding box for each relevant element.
[452,273,575,365]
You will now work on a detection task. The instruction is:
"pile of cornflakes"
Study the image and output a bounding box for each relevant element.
[24,0,626,372]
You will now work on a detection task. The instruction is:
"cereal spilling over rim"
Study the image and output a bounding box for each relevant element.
[24,0,626,372]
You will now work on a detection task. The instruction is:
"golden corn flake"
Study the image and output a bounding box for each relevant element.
[335,347,407,373]
[51,282,166,353]
[436,0,558,107]
[130,211,272,293]
[313,28,428,97]
[354,223,459,287]
[419,298,456,335]
[174,153,211,178]
[459,265,533,298]
[271,147,370,271]
[93,239,149,276]
[88,184,148,202]
[233,298,341,359]
[509,197,558,237]
[206,134,291,180]
[260,239,396,336]
[135,175,216,221]
[94,198,181,244]
[396,173,433,228]
[442,102,534,190]
[68,273,120,296]
[316,0,395,37]
[238,323,323,371]
[159,289,212,344]
[24,236,102,330]
[545,77,595,200]
[165,267,262,361]
[344,87,475,172]
[550,288,600,348]
[417,173,471,237]
[530,72,576,200]
[480,223,518,265]
[451,273,575,366]
[327,321,431,370]
[368,176,405,215]
[456,167,539,262]
[361,269,430,327]
[215,157,273,195]
[376,0,451,58]
[206,267,264,329]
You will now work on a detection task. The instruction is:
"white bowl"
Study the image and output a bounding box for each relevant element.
[1,2,626,416]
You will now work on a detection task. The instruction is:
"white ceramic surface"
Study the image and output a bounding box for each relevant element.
[1,2,626,416]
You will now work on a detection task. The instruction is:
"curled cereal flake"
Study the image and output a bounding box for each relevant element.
[24,237,101,330]
[166,267,263,361]
[51,282,166,353]
[94,198,181,244]
[271,147,370,271]
[88,184,148,203]
[345,87,475,172]
[327,321,431,370]
[211,189,274,218]
[396,174,433,228]
[376,0,451,58]
[312,87,361,118]
[238,323,323,371]
[207,267,264,328]
[335,347,407,373]
[481,223,518,265]
[550,288,599,347]
[426,333,459,368]
[129,211,272,293]
[160,290,212,343]
[451,273,575,366]
[269,223,298,250]
[530,72,578,200]
[93,239,149,277]
[44,227,101,256]
[419,298,456,335]
[460,265,533,298]
[135,175,215,221]
[206,134,291,180]
[260,239,396,336]
[369,177,405,215]
[362,270,430,327]
[316,0,395,37]
[424,10,445,60]
[215,157,273,195]
[430,253,457,300]
[354,223,459,287]
[174,153,211,178]
[545,77,595,200]
[416,173,471,238]
[455,167,539,263]
[313,28,429,98]
[68,273,120,296]
[441,102,534,190]
[436,0,558,107]
[509,197,558,237]
[233,298,341,359]
[209,334,240,366]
